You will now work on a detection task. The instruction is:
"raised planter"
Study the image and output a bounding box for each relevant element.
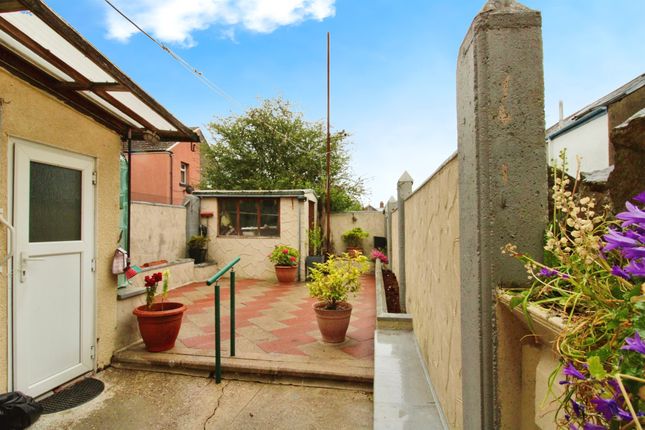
[374,260,412,330]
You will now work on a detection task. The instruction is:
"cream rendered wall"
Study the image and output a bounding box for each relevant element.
[202,195,314,280]
[0,68,121,390]
[130,202,187,264]
[397,156,463,429]
[330,211,385,255]
[548,113,609,175]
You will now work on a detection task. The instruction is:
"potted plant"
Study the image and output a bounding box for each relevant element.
[305,226,324,280]
[341,227,369,256]
[269,244,299,283]
[187,235,209,264]
[307,253,370,343]
[132,270,187,352]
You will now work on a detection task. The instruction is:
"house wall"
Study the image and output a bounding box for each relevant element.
[0,68,121,390]
[169,141,201,204]
[389,155,463,429]
[201,194,316,280]
[329,211,385,255]
[548,112,609,175]
[130,202,187,265]
[130,152,172,204]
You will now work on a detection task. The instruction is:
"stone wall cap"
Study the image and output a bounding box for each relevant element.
[397,171,413,184]
[480,0,532,13]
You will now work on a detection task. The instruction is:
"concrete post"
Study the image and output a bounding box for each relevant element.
[385,196,396,263]
[457,1,546,429]
[397,172,413,313]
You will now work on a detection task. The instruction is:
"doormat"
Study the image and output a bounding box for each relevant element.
[38,378,105,414]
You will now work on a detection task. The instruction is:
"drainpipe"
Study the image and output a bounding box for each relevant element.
[397,171,413,313]
[385,196,396,263]
[297,195,307,281]
[168,150,174,205]
[126,129,132,261]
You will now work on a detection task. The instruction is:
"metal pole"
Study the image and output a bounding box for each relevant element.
[126,129,132,260]
[215,282,221,383]
[230,270,235,357]
[325,32,331,254]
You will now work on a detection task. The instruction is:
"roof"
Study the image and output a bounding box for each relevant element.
[0,0,198,142]
[546,73,645,139]
[194,189,317,199]
[122,127,206,152]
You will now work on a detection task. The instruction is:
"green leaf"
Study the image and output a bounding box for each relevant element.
[509,294,525,309]
[587,356,608,379]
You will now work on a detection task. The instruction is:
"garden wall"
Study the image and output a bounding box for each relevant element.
[389,154,463,429]
[130,201,187,265]
[329,211,384,255]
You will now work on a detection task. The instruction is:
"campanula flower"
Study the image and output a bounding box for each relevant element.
[591,396,619,421]
[563,362,586,380]
[621,331,645,354]
[616,201,645,227]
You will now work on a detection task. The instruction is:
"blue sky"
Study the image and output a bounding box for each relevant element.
[46,0,645,206]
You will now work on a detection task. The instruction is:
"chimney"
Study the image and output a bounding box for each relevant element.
[379,201,384,209]
[559,100,564,127]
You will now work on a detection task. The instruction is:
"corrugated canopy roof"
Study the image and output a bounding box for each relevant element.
[0,0,199,142]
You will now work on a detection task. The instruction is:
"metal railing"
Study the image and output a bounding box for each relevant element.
[206,256,240,383]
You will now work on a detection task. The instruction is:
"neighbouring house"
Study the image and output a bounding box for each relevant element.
[546,73,645,175]
[126,128,205,205]
[195,190,318,280]
[0,1,198,398]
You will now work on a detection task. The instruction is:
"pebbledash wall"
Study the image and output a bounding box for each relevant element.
[329,211,385,255]
[389,155,463,429]
[0,68,121,390]
[198,191,317,280]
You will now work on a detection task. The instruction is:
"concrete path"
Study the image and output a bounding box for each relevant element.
[114,276,375,385]
[32,368,373,430]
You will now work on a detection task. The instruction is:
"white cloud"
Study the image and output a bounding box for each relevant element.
[105,0,335,46]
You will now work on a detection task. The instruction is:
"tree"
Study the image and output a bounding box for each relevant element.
[202,98,364,211]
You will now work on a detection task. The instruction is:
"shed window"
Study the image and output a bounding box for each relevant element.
[219,198,280,237]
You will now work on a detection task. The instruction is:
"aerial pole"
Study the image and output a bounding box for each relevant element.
[325,32,331,254]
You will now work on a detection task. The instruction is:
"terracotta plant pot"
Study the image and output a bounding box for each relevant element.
[133,302,187,352]
[345,247,363,257]
[313,301,352,343]
[275,265,297,283]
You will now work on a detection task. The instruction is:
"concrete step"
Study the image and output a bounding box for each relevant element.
[112,345,374,392]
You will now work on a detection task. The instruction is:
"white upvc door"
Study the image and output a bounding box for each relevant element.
[12,138,95,397]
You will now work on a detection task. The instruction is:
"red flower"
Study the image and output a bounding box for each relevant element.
[282,248,289,254]
[290,256,296,262]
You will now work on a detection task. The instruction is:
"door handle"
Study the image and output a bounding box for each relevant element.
[20,252,44,283]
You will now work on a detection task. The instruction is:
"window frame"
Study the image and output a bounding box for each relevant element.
[179,162,188,186]
[218,197,281,237]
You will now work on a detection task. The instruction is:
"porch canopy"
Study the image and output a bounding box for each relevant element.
[0,0,198,142]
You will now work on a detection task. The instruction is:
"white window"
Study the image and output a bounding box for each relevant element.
[180,162,188,185]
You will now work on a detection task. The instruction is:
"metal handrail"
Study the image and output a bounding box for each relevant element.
[206,256,240,383]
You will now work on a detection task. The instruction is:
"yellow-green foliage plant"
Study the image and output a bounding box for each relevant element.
[307,253,370,310]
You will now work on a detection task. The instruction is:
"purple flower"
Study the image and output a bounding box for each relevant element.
[625,259,645,278]
[571,399,585,417]
[603,228,639,252]
[617,201,645,227]
[617,408,633,421]
[538,267,570,279]
[563,362,586,380]
[611,265,631,280]
[591,396,619,421]
[569,424,578,430]
[634,191,645,204]
[621,331,645,354]
[583,424,605,430]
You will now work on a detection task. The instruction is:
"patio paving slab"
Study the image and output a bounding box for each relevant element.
[113,276,375,386]
[32,368,373,430]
